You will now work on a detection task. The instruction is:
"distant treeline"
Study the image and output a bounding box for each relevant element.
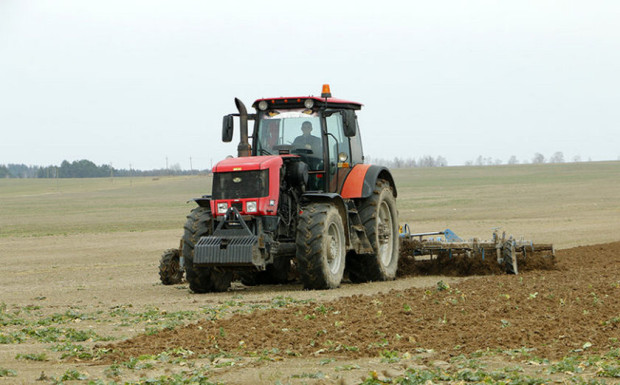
[0,152,606,178]
[464,151,584,166]
[365,155,448,168]
[370,151,594,169]
[0,160,209,179]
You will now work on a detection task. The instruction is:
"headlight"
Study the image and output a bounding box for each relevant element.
[217,202,228,214]
[246,201,257,213]
[304,98,314,109]
[258,100,268,111]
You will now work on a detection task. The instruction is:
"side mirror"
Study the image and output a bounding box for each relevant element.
[342,110,357,137]
[222,115,234,142]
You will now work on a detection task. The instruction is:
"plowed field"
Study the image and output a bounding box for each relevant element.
[1,164,619,384]
[101,242,619,383]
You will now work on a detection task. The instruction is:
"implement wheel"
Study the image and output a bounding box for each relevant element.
[296,203,346,290]
[347,179,399,282]
[158,248,183,285]
[183,207,232,293]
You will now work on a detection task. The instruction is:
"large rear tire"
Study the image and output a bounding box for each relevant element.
[347,179,399,282]
[183,207,232,293]
[159,248,183,285]
[296,203,346,290]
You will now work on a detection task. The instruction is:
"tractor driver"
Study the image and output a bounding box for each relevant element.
[292,121,322,157]
[293,121,323,189]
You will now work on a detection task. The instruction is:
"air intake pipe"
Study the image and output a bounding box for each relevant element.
[235,98,251,157]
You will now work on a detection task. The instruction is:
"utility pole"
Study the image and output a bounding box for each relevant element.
[189,157,193,174]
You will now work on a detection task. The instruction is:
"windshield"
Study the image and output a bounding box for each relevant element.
[255,109,321,156]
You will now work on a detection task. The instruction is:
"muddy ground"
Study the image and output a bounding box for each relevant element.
[1,230,618,384]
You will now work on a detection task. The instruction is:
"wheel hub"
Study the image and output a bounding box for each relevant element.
[327,222,343,274]
[377,201,394,266]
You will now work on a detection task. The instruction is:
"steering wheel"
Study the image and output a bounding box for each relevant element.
[291,148,313,155]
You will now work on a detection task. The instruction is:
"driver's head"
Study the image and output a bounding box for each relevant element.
[301,121,312,136]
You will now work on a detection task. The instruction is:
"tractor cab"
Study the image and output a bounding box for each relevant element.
[224,85,365,193]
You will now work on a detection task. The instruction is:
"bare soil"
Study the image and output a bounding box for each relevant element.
[1,231,618,384]
[103,242,619,363]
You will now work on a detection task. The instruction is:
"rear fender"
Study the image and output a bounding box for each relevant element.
[340,165,397,199]
[301,193,350,246]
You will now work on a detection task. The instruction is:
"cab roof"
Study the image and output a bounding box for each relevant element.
[252,96,362,111]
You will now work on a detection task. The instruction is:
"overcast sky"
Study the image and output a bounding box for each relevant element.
[1,1,619,170]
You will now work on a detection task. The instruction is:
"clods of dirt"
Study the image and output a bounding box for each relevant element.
[99,242,619,364]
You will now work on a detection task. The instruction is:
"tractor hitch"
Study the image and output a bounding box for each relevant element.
[194,207,270,268]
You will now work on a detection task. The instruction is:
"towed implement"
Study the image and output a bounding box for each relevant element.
[398,226,555,276]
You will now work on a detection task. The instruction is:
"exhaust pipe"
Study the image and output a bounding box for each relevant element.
[235,98,251,157]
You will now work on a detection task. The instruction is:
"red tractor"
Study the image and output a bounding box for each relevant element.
[159,85,399,292]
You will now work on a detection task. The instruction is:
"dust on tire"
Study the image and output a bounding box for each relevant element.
[296,203,346,290]
[158,248,183,285]
[347,179,400,282]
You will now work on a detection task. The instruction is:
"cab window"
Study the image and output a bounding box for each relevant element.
[349,120,363,164]
[325,112,351,164]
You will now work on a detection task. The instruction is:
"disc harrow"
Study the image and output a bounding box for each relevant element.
[399,226,555,275]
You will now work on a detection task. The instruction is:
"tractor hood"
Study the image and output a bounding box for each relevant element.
[212,155,283,173]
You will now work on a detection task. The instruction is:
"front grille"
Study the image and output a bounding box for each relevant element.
[212,170,269,200]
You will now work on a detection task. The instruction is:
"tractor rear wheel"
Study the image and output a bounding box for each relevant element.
[183,206,232,293]
[159,248,183,285]
[347,179,399,282]
[296,203,346,289]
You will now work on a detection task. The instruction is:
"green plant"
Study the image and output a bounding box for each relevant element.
[0,367,17,377]
[104,364,122,378]
[15,352,48,361]
[292,371,325,379]
[0,331,27,344]
[436,281,450,291]
[314,304,333,314]
[550,356,583,374]
[59,369,88,381]
[598,363,620,378]
[122,356,154,370]
[380,349,400,363]
[335,364,360,371]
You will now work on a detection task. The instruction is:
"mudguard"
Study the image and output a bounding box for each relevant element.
[192,196,212,208]
[340,164,397,199]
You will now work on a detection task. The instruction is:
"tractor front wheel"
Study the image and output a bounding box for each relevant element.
[159,248,184,285]
[296,203,346,290]
[183,206,232,293]
[347,179,399,282]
